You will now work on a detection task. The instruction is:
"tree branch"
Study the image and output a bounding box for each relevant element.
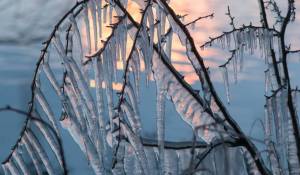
[1,0,87,170]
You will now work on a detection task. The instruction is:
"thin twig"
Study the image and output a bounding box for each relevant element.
[184,13,214,27]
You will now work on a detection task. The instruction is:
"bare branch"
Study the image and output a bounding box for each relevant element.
[184,13,214,27]
[225,6,236,29]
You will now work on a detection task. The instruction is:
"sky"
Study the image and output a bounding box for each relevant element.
[0,0,300,174]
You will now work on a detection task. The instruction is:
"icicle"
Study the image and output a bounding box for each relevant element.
[201,72,212,105]
[269,143,282,175]
[144,147,159,175]
[12,151,30,175]
[121,123,150,174]
[177,149,191,173]
[112,140,126,175]
[92,56,108,168]
[221,36,225,48]
[147,8,154,60]
[121,100,141,135]
[52,33,67,59]
[265,70,269,95]
[166,29,173,60]
[1,164,10,175]
[264,103,282,175]
[109,40,118,81]
[34,88,60,136]
[32,111,64,169]
[131,50,140,100]
[63,80,87,130]
[280,88,288,123]
[137,38,148,77]
[54,33,101,148]
[90,0,98,51]
[270,95,280,143]
[221,66,230,104]
[109,2,113,24]
[236,49,243,72]
[43,62,61,96]
[287,114,300,175]
[120,27,127,66]
[96,0,102,38]
[265,99,273,139]
[160,9,166,35]
[125,82,139,114]
[24,130,56,175]
[225,32,231,49]
[275,90,287,166]
[156,86,165,174]
[231,54,238,84]
[116,36,121,62]
[102,50,115,132]
[164,149,179,175]
[139,25,152,85]
[60,114,104,174]
[152,50,223,143]
[22,136,44,175]
[241,148,260,175]
[185,40,203,82]
[5,160,20,175]
[67,25,74,58]
[70,15,84,59]
[115,28,123,66]
[103,4,108,24]
[250,28,255,54]
[156,4,162,46]
[124,144,141,175]
[267,65,276,91]
[292,90,298,110]
[83,3,92,53]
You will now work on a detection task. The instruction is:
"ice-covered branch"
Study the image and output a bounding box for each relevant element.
[84,15,128,60]
[0,106,67,174]
[154,0,271,172]
[276,2,300,171]
[200,25,279,49]
[1,1,88,173]
[265,0,284,25]
[4,0,300,174]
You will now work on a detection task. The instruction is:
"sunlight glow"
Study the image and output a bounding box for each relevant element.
[89,79,123,91]
[81,0,223,85]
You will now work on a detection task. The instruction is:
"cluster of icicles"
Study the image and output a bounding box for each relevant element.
[2,0,299,175]
[202,25,279,104]
[202,13,300,175]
